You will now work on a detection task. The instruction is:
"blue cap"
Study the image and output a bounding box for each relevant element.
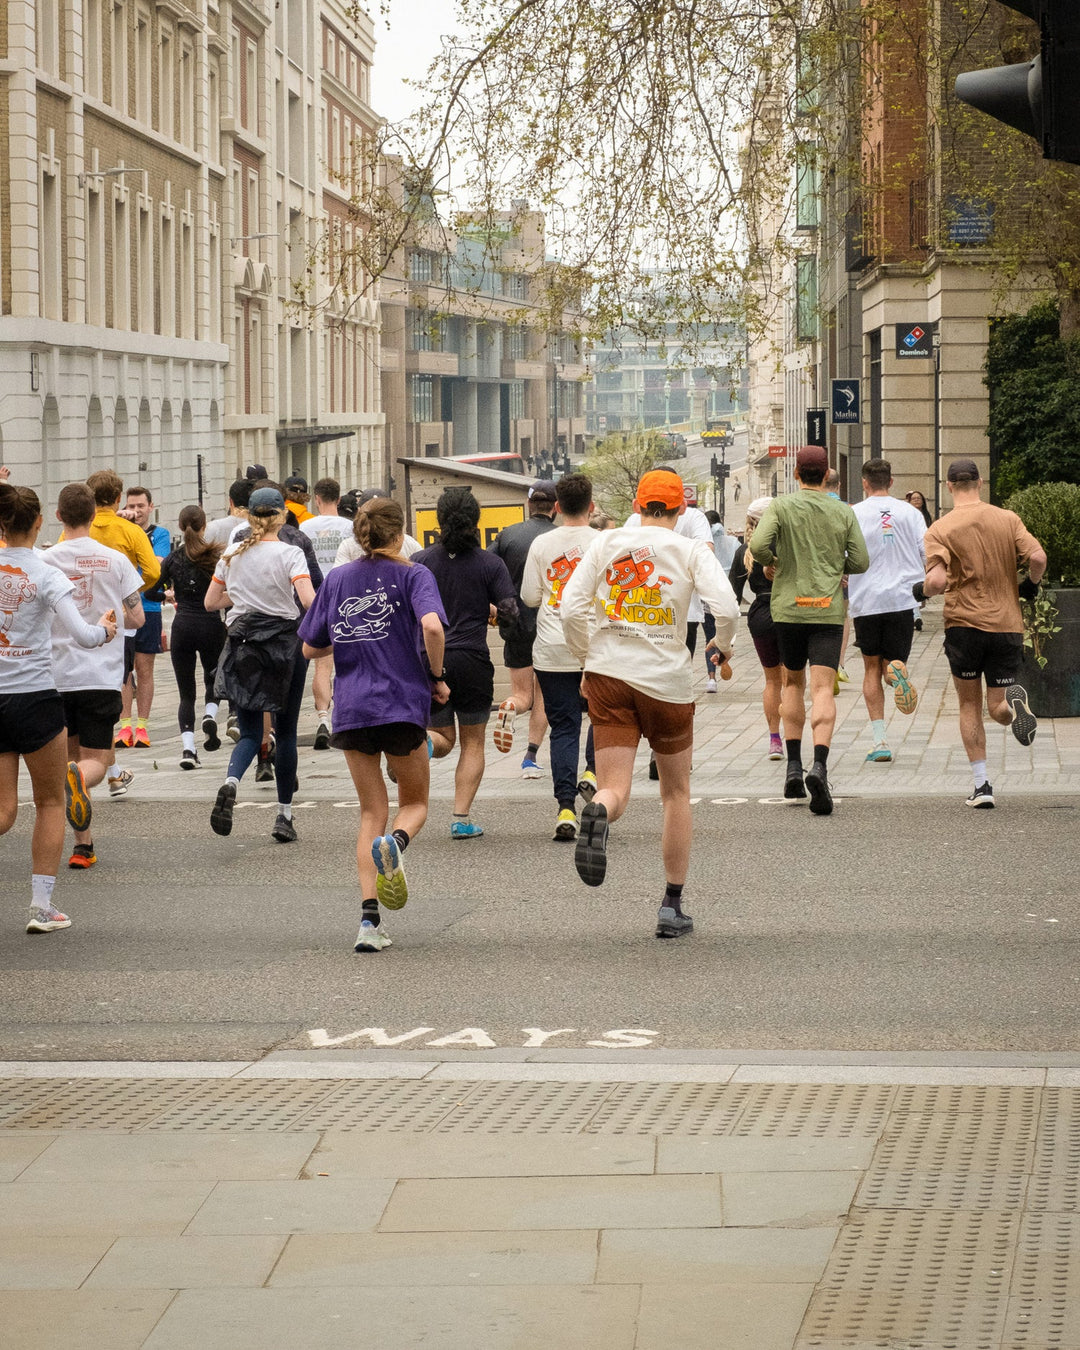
[248,487,285,516]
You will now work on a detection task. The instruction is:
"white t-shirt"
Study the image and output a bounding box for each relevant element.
[0,547,81,693]
[624,505,714,622]
[211,540,310,626]
[300,514,354,571]
[847,495,927,619]
[332,533,423,569]
[42,538,142,691]
[520,525,598,673]
[560,526,740,704]
[203,515,240,547]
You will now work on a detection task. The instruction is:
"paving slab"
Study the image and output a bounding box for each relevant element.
[0,1181,214,1237]
[183,1178,397,1235]
[720,1171,860,1227]
[0,1132,57,1180]
[657,1136,875,1174]
[596,1226,837,1285]
[84,1234,287,1289]
[15,1130,321,1182]
[142,1284,640,1350]
[635,1281,815,1350]
[378,1173,724,1232]
[270,1228,600,1287]
[0,1234,116,1289]
[304,1132,655,1178]
[0,1289,175,1349]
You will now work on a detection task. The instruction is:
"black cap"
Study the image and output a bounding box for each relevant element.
[284,474,308,494]
[357,487,390,505]
[528,479,558,502]
[946,457,980,483]
[244,463,268,481]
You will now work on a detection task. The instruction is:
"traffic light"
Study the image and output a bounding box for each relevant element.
[955,1,1080,165]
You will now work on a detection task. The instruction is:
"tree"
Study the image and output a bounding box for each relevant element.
[583,430,666,520]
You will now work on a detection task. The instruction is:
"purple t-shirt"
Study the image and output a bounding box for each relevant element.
[298,557,447,731]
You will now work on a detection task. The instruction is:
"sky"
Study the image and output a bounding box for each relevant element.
[370,0,459,125]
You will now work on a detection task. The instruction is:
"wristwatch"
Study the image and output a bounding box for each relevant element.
[430,670,445,681]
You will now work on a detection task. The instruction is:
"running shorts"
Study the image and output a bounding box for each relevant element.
[942,627,1023,687]
[853,610,915,661]
[331,722,428,757]
[502,631,535,670]
[428,648,495,728]
[583,672,694,755]
[773,622,844,673]
[61,689,124,750]
[123,633,136,680]
[0,690,66,756]
[751,630,782,670]
[133,611,163,656]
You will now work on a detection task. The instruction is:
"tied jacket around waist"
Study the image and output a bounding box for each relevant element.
[214,611,301,712]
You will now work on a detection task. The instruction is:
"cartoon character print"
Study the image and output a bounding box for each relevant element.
[545,547,585,609]
[0,563,36,647]
[604,548,671,619]
[70,572,94,613]
[331,589,394,642]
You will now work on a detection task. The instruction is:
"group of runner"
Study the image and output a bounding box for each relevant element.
[0,448,1045,948]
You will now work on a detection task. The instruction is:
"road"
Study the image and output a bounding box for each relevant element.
[3,794,1077,1061]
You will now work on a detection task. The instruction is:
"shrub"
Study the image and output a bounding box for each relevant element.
[1005,481,1080,588]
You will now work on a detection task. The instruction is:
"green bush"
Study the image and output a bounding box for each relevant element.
[1005,481,1080,588]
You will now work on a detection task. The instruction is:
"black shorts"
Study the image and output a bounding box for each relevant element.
[773,622,844,673]
[133,611,163,656]
[854,610,915,661]
[331,722,428,757]
[123,634,136,680]
[943,627,1023,687]
[0,690,66,756]
[429,648,495,728]
[502,631,535,670]
[61,689,124,750]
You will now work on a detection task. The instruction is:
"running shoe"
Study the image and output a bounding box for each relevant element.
[648,756,659,781]
[656,905,693,939]
[553,807,578,842]
[966,781,995,809]
[255,750,275,784]
[886,660,919,715]
[704,678,717,694]
[833,673,841,696]
[313,721,331,751]
[768,734,784,761]
[805,762,833,816]
[385,758,398,785]
[354,919,393,952]
[451,819,484,839]
[133,726,151,748]
[577,769,597,802]
[837,666,850,683]
[114,725,133,749]
[108,768,134,798]
[180,750,201,771]
[521,756,543,779]
[226,715,240,743]
[784,762,807,799]
[68,844,96,869]
[1006,684,1038,746]
[202,715,221,752]
[865,743,893,762]
[371,835,408,909]
[493,699,517,754]
[27,903,72,933]
[65,761,92,832]
[271,813,297,843]
[575,801,609,886]
[210,782,237,836]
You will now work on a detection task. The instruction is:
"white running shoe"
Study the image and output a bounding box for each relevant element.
[108,768,134,798]
[493,699,517,753]
[354,920,393,952]
[27,904,72,933]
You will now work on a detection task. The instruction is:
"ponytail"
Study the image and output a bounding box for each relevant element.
[354,499,407,562]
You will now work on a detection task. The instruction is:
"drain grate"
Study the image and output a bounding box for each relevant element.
[585,1081,751,1135]
[733,1082,896,1138]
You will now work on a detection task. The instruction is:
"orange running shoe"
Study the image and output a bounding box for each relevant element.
[68,845,97,869]
[133,726,151,747]
[114,725,133,748]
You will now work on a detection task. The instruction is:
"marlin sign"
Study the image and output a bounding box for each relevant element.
[831,379,861,425]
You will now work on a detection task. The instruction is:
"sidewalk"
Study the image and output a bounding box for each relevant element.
[0,1053,1075,1348]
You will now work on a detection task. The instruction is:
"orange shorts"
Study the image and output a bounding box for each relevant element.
[584,672,694,755]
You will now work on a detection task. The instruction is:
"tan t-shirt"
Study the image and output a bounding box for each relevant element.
[923,500,1041,633]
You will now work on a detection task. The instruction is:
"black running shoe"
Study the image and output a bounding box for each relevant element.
[656,905,693,939]
[805,762,833,816]
[313,722,331,751]
[202,715,221,751]
[210,782,237,836]
[271,813,297,843]
[966,781,995,809]
[648,757,659,781]
[784,762,807,799]
[255,752,275,784]
[574,801,609,886]
[1006,684,1037,746]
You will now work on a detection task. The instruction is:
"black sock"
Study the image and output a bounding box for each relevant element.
[362,898,379,927]
[558,799,576,813]
[391,828,410,852]
[786,739,803,765]
[814,744,829,767]
[664,882,684,916]
[527,742,539,759]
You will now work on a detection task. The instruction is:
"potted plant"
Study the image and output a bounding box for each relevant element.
[1005,481,1080,718]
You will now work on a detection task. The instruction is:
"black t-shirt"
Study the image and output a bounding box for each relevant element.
[160,547,219,615]
[729,542,775,639]
[413,543,518,653]
[488,515,556,591]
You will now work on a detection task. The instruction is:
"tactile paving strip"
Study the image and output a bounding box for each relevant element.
[7,1078,208,1130]
[0,1079,65,1125]
[733,1083,896,1138]
[1004,1212,1080,1345]
[289,1079,481,1133]
[144,1078,344,1131]
[584,1081,752,1135]
[431,1080,616,1134]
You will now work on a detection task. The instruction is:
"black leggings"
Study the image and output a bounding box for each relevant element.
[170,610,226,732]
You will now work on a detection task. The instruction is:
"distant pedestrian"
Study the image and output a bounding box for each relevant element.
[728,497,786,760]
[284,474,315,524]
[203,479,254,548]
[905,490,933,528]
[917,458,1045,808]
[332,488,422,567]
[117,485,171,747]
[299,478,354,748]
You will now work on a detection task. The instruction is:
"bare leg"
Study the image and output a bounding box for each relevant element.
[0,752,19,837]
[24,732,68,876]
[508,666,535,714]
[134,652,155,720]
[70,744,112,848]
[862,654,886,722]
[985,687,1013,727]
[762,664,783,735]
[808,663,838,748]
[954,676,989,762]
[452,721,488,815]
[592,743,637,823]
[781,666,807,745]
[428,725,456,760]
[312,654,333,717]
[526,673,548,750]
[653,745,693,885]
[343,751,389,898]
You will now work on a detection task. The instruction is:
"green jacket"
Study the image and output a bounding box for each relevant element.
[748,490,870,625]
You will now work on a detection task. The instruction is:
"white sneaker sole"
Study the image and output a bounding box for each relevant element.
[493,701,516,754]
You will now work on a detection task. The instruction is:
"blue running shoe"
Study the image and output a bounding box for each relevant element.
[451,819,484,839]
[521,756,543,779]
[371,835,408,910]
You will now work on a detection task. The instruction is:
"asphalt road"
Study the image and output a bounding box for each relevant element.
[2,795,1077,1060]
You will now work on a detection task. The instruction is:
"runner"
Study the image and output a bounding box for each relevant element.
[284,474,315,524]
[560,469,739,938]
[332,488,423,566]
[488,480,557,777]
[519,473,598,841]
[42,484,145,869]
[299,478,354,749]
[116,485,171,747]
[748,446,870,816]
[917,458,1045,808]
[727,497,786,760]
[0,483,117,933]
[848,459,927,762]
[203,478,254,547]
[299,497,449,952]
[205,487,315,843]
[414,487,519,839]
[159,506,226,766]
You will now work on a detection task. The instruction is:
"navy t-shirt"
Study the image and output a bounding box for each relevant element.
[412,543,518,653]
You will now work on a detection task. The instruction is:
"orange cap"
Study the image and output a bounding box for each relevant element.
[635,470,684,512]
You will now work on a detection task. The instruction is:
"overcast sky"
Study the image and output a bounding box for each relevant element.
[370,0,458,125]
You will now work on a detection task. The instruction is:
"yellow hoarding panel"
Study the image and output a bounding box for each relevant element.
[415,503,526,550]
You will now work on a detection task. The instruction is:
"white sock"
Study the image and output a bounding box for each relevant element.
[181,731,196,754]
[277,803,293,820]
[31,874,56,906]
[106,763,122,781]
[315,709,330,725]
[871,719,887,744]
[204,702,219,720]
[971,759,988,787]
[226,775,240,789]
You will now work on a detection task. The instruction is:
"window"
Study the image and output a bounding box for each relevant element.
[407,309,443,352]
[38,0,60,74]
[408,249,435,282]
[796,142,820,231]
[160,206,175,335]
[111,0,128,111]
[244,39,257,132]
[208,215,221,341]
[113,190,130,329]
[86,0,102,96]
[137,198,153,330]
[179,40,194,145]
[503,273,526,300]
[207,56,220,158]
[508,380,525,420]
[135,10,151,122]
[409,374,434,422]
[39,158,62,319]
[159,24,174,138]
[246,167,259,240]
[86,183,105,325]
[180,215,194,337]
[795,255,818,342]
[506,325,526,360]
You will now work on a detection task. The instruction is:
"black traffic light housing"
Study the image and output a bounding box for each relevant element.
[955,0,1080,165]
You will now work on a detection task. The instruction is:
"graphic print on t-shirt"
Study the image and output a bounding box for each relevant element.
[331,588,395,642]
[544,546,587,608]
[603,546,674,625]
[0,563,35,648]
[879,509,894,543]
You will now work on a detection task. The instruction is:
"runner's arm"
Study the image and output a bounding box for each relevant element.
[123,590,146,630]
[559,546,600,664]
[54,593,113,647]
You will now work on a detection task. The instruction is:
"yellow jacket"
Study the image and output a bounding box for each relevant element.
[88,507,162,591]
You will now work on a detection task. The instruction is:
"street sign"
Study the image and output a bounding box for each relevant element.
[767,445,787,458]
[831,379,860,424]
[806,408,827,446]
[895,323,934,359]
